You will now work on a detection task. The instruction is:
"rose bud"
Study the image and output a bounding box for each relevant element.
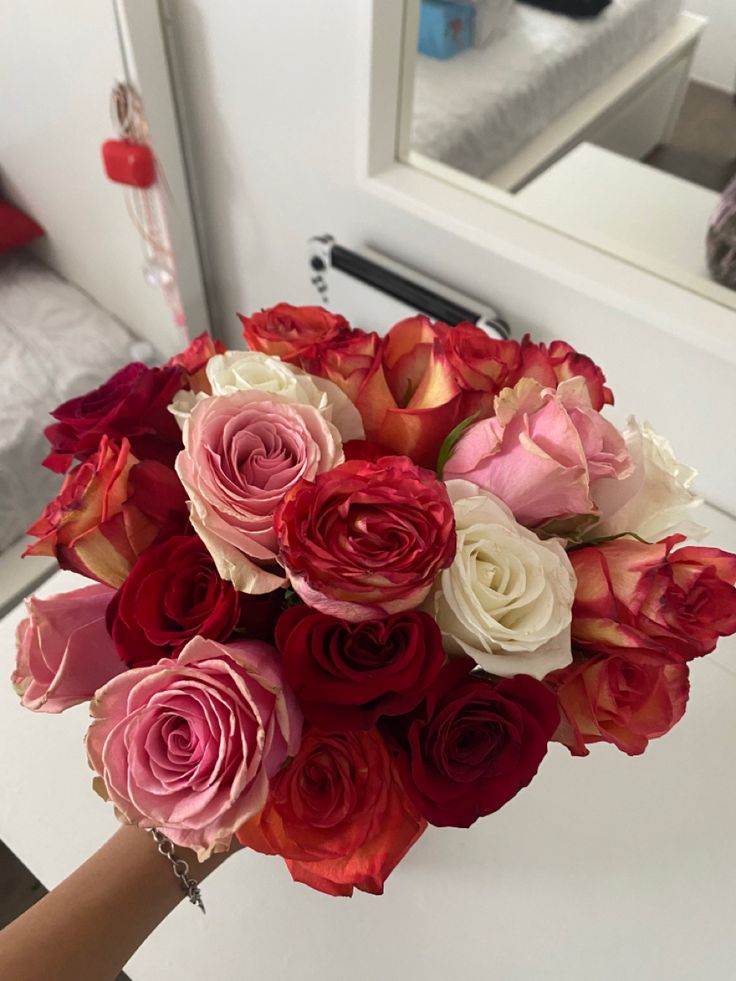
[167,331,227,394]
[12,584,123,713]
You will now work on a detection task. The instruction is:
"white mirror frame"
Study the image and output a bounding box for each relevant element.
[360,0,736,367]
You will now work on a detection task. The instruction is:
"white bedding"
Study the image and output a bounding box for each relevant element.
[411,0,683,179]
[0,253,135,553]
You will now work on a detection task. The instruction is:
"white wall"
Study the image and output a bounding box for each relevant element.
[687,0,736,91]
[0,0,183,356]
[164,0,736,515]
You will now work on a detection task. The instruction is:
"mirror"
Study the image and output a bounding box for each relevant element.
[400,0,736,308]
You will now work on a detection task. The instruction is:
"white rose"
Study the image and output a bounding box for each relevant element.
[208,351,364,441]
[588,418,706,543]
[426,481,576,680]
[168,351,365,442]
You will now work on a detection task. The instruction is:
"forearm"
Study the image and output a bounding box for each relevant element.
[0,825,227,981]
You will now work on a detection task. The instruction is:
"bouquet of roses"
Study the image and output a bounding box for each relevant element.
[13,305,736,897]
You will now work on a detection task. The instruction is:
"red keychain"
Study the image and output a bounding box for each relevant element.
[102,138,156,188]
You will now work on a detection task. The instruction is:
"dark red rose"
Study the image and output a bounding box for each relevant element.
[276,605,446,730]
[107,534,284,668]
[548,649,689,757]
[571,535,736,662]
[167,332,227,393]
[385,659,558,828]
[237,728,426,896]
[43,362,185,473]
[239,303,352,363]
[517,335,613,410]
[342,439,393,463]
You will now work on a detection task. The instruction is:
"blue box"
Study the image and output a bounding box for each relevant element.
[418,1,475,60]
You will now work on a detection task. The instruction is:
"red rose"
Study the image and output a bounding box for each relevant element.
[571,536,736,661]
[236,728,426,896]
[274,456,456,621]
[275,605,446,729]
[239,303,351,363]
[548,649,689,757]
[517,335,613,411]
[43,361,185,473]
[167,332,227,393]
[385,659,558,828]
[25,437,187,587]
[107,535,284,667]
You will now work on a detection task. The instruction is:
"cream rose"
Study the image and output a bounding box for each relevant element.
[588,418,706,543]
[425,481,576,680]
[169,351,364,442]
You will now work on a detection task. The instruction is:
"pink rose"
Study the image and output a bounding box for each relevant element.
[176,391,343,593]
[444,377,631,528]
[12,584,123,713]
[86,635,302,859]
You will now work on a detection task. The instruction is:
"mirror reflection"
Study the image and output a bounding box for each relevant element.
[404,0,736,299]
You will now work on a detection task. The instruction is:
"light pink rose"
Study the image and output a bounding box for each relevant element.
[175,391,343,593]
[86,635,302,859]
[12,584,123,713]
[444,377,632,528]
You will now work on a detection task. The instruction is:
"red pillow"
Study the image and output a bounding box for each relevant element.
[0,200,45,254]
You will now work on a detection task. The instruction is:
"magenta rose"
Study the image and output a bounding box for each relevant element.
[175,390,344,594]
[274,456,456,621]
[444,376,631,528]
[86,635,302,858]
[43,362,185,473]
[12,584,123,713]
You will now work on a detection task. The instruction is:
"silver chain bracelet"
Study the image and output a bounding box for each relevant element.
[148,828,206,914]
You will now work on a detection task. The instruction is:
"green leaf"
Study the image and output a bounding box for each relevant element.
[436,412,480,478]
[282,587,303,609]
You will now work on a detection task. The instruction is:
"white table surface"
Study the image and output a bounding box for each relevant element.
[517,143,722,301]
[2,505,736,981]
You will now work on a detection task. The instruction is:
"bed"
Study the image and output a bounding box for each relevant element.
[0,251,139,615]
[409,0,700,190]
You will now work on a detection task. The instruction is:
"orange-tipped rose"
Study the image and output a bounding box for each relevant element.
[239,303,351,363]
[167,331,227,394]
[237,728,426,896]
[304,317,520,468]
[25,436,187,586]
[549,650,689,756]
